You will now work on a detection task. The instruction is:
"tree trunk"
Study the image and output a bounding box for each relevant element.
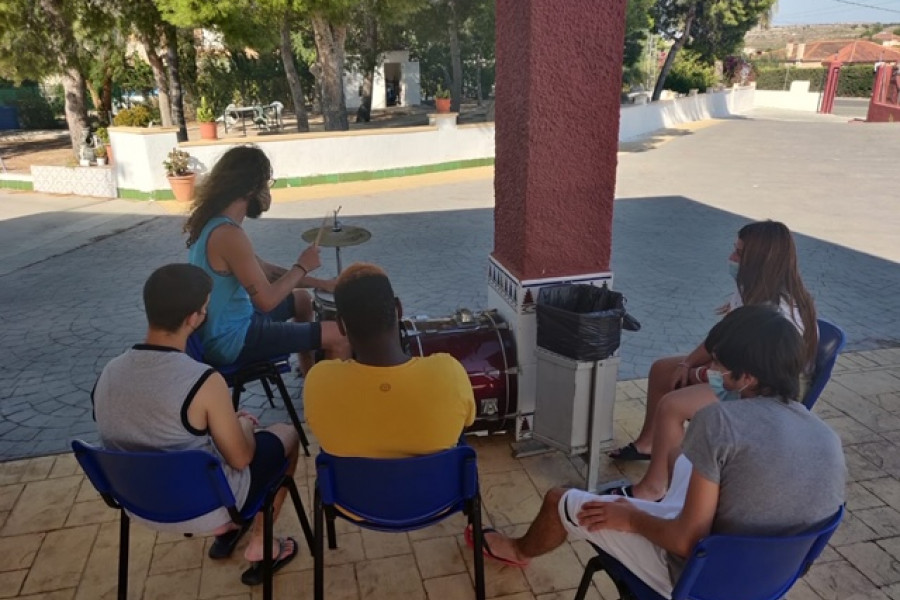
[61,69,90,156]
[86,80,103,119]
[652,5,696,102]
[355,6,378,123]
[447,0,463,112]
[280,14,309,132]
[143,38,172,127]
[311,14,349,131]
[100,75,113,124]
[475,56,483,106]
[165,25,188,141]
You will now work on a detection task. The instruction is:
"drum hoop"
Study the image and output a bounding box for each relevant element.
[404,319,425,358]
[481,311,512,420]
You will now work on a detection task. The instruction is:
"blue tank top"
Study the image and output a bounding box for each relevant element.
[188,216,253,365]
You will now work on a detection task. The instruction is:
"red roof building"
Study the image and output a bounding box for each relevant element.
[767,39,900,68]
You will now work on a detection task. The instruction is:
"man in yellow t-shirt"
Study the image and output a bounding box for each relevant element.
[305,263,475,457]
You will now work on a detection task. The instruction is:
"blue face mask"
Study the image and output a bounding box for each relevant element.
[728,260,740,280]
[708,370,741,402]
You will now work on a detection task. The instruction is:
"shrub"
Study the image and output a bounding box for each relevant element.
[196,96,215,122]
[163,148,192,177]
[12,93,58,129]
[112,104,152,127]
[664,50,718,94]
[754,64,874,97]
[95,126,109,144]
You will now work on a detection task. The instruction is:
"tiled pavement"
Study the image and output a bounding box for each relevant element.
[2,348,900,600]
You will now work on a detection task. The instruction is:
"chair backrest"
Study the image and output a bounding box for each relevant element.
[671,507,844,600]
[186,333,205,363]
[316,445,478,530]
[802,319,846,410]
[71,440,240,525]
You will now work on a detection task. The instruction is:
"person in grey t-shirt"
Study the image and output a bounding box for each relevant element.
[467,305,845,598]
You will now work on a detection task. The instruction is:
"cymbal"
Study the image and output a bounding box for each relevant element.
[302,225,372,247]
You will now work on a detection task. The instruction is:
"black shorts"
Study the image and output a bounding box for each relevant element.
[241,430,287,512]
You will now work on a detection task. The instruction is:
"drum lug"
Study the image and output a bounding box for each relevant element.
[484,367,518,376]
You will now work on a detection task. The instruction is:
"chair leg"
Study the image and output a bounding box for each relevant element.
[285,476,314,553]
[272,372,311,456]
[326,512,337,550]
[574,555,604,600]
[470,496,486,600]
[314,488,325,600]
[118,511,130,600]
[260,378,276,408]
[262,497,275,600]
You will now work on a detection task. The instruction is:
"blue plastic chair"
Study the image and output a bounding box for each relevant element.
[574,506,843,600]
[186,333,310,456]
[802,319,846,410]
[314,445,485,600]
[71,440,314,600]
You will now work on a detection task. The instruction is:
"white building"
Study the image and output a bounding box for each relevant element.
[344,50,421,110]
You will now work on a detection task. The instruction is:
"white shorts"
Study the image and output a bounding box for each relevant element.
[557,455,694,599]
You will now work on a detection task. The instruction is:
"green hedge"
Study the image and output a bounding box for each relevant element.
[0,85,59,129]
[755,64,876,97]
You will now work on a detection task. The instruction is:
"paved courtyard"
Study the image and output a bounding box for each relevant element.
[0,108,899,598]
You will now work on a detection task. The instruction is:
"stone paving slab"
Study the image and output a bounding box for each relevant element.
[1,111,900,460]
[0,359,899,599]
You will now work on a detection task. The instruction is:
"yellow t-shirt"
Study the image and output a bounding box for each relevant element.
[305,353,476,458]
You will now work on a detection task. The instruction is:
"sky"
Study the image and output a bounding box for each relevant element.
[773,0,900,25]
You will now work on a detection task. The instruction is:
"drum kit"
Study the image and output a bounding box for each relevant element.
[301,210,519,433]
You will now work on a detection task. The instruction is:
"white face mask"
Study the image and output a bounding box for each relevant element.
[728,260,740,280]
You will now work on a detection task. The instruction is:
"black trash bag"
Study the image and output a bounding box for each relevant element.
[536,283,640,361]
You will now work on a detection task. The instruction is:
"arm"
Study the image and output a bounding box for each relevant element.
[214,225,319,312]
[257,255,336,292]
[577,469,719,558]
[189,372,256,470]
[672,342,713,388]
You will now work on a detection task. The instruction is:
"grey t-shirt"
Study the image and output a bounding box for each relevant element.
[667,396,845,578]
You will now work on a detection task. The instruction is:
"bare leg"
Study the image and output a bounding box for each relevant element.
[629,385,718,500]
[292,290,316,374]
[629,355,686,453]
[244,423,300,562]
[481,488,568,563]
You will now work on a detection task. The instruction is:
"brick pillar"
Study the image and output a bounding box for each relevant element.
[488,1,627,441]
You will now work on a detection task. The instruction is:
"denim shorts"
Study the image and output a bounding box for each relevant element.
[234,295,322,364]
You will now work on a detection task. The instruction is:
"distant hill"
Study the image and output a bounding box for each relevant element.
[745,23,900,52]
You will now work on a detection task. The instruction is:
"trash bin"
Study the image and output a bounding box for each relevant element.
[0,106,19,130]
[536,283,638,361]
[532,283,639,456]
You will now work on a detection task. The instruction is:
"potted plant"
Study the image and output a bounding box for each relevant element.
[197,97,218,140]
[163,148,195,202]
[96,126,113,163]
[434,85,451,113]
[94,144,108,166]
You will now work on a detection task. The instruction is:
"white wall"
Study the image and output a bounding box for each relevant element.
[618,86,755,142]
[753,89,821,112]
[109,126,179,193]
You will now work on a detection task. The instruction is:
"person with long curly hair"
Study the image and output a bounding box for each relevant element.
[605,220,818,501]
[185,145,349,372]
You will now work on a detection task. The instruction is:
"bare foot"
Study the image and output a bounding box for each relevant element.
[630,482,666,502]
[483,530,530,566]
[244,537,296,563]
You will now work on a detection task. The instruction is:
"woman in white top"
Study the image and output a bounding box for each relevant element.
[606,220,818,501]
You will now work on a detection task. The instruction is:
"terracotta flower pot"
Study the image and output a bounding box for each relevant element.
[199,121,218,140]
[435,98,451,113]
[167,173,196,203]
[106,144,114,164]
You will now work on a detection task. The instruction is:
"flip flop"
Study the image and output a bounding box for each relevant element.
[208,521,251,559]
[607,442,651,461]
[464,524,530,568]
[600,484,634,498]
[240,536,299,586]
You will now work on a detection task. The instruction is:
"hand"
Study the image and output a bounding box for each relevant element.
[577,498,636,533]
[318,277,337,294]
[671,362,690,389]
[295,245,321,274]
[237,410,260,428]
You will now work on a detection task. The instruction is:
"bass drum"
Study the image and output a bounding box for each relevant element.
[401,309,517,433]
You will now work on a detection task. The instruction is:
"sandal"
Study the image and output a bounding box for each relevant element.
[208,522,251,559]
[464,524,530,568]
[608,442,651,461]
[240,537,299,586]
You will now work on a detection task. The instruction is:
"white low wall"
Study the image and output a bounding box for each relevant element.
[111,114,493,198]
[753,89,821,112]
[32,165,116,198]
[618,85,755,142]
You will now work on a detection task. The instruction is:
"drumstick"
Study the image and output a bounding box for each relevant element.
[314,212,330,247]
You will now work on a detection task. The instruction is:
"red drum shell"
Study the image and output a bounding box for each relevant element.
[402,312,517,433]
